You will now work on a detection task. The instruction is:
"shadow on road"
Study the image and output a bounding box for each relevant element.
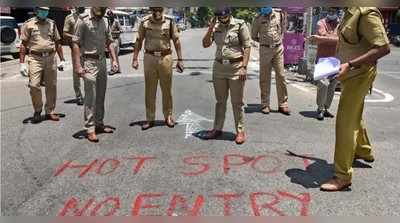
[285,150,372,190]
[245,104,285,114]
[1,56,14,63]
[244,104,261,114]
[129,120,170,129]
[22,113,66,124]
[72,125,116,139]
[192,130,236,142]
[64,98,83,105]
[299,111,318,119]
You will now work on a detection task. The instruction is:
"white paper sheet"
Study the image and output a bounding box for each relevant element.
[313,57,341,81]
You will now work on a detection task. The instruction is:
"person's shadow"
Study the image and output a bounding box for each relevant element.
[72,125,116,140]
[193,130,236,142]
[285,150,371,190]
[129,120,170,129]
[244,104,282,114]
[22,113,66,124]
[299,111,319,119]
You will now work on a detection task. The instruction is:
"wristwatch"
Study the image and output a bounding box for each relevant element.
[348,61,355,69]
[242,65,247,69]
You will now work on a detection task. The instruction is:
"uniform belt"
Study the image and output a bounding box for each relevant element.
[82,54,102,60]
[30,50,55,57]
[216,57,243,64]
[260,43,281,48]
[145,49,172,57]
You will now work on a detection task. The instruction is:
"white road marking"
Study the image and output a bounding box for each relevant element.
[290,82,395,103]
[289,82,312,93]
[176,109,212,139]
[366,88,395,103]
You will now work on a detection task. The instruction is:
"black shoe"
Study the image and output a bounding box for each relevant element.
[324,110,335,118]
[77,97,84,106]
[32,111,42,124]
[316,110,324,121]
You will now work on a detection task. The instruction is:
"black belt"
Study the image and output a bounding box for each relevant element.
[145,49,172,57]
[260,43,281,48]
[216,57,243,65]
[82,54,102,60]
[30,50,55,57]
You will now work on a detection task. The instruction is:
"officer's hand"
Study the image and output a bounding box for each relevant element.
[176,61,184,73]
[336,63,350,82]
[307,35,322,45]
[111,61,119,73]
[57,60,66,71]
[239,67,247,81]
[20,63,28,77]
[132,59,139,70]
[209,17,217,29]
[76,66,87,78]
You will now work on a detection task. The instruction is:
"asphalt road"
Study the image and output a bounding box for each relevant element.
[1,28,400,216]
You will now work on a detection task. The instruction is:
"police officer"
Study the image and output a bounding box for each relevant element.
[202,7,251,144]
[251,7,290,115]
[72,7,119,143]
[132,7,184,130]
[309,7,340,120]
[19,7,65,123]
[63,7,87,105]
[312,7,391,191]
[107,10,122,74]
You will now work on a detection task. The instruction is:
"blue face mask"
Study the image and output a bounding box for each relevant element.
[37,9,49,19]
[326,14,338,21]
[260,7,273,16]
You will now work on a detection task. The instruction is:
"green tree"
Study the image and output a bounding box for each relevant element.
[232,7,259,23]
[196,7,213,27]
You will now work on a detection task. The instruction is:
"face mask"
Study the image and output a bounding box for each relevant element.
[37,9,49,20]
[152,8,163,20]
[260,7,273,16]
[76,7,85,14]
[218,15,230,24]
[326,14,338,21]
[92,7,107,18]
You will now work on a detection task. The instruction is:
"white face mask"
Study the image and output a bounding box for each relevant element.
[327,14,338,21]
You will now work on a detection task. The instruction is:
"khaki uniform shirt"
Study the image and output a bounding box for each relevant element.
[110,19,122,39]
[251,9,287,46]
[212,17,251,79]
[337,7,389,80]
[72,12,113,56]
[64,12,88,34]
[20,17,61,52]
[137,15,179,51]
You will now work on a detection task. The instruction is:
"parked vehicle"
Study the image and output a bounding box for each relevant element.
[0,16,20,59]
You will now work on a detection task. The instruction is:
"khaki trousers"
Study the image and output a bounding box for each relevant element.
[259,45,288,108]
[82,57,107,133]
[213,77,245,133]
[27,54,57,114]
[334,67,376,181]
[143,53,173,121]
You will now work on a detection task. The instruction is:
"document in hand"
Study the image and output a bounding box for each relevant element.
[313,57,341,81]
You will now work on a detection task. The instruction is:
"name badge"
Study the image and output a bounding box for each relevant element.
[222,59,230,65]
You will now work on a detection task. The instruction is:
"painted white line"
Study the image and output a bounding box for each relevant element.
[365,88,395,103]
[176,109,212,139]
[289,82,312,93]
[288,82,394,103]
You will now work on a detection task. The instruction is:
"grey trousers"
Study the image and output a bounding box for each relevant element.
[316,78,338,110]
